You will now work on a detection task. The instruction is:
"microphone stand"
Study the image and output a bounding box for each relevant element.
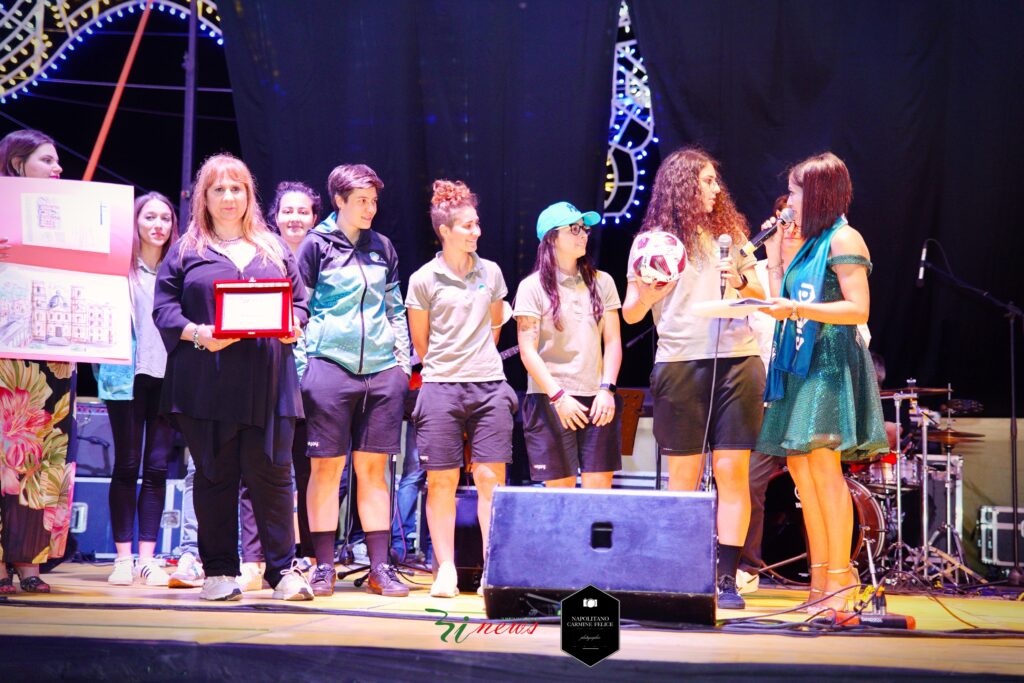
[921,260,1022,585]
[625,326,661,488]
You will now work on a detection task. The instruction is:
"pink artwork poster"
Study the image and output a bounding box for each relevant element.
[0,177,134,364]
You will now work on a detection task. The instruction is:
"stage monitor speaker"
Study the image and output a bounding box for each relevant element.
[483,488,717,624]
[453,486,483,592]
[76,400,115,476]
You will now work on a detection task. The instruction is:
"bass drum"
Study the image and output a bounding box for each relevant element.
[761,468,885,583]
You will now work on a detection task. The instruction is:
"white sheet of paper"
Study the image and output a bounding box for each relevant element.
[691,298,773,319]
[220,291,285,331]
[21,192,112,253]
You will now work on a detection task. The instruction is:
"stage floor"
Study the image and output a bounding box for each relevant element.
[1,562,1023,681]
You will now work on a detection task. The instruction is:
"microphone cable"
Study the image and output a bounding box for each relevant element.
[694,251,730,494]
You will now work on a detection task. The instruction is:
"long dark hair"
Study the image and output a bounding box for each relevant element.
[641,147,749,264]
[533,229,604,331]
[0,129,54,177]
[789,152,852,239]
[131,192,178,278]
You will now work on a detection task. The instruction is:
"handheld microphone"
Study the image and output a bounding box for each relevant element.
[718,233,733,296]
[739,207,796,258]
[916,241,928,288]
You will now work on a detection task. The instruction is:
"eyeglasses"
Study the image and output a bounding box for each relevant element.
[559,223,592,237]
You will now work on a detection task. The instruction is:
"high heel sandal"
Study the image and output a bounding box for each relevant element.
[820,566,858,613]
[0,576,15,595]
[803,562,827,613]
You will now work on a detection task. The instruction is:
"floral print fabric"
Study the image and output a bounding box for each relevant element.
[0,359,75,564]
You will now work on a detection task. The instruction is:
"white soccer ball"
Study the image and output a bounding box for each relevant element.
[631,231,687,285]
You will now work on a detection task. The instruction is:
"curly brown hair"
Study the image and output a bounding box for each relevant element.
[640,148,749,265]
[429,179,478,240]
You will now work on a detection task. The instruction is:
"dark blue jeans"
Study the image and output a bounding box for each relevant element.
[391,424,430,561]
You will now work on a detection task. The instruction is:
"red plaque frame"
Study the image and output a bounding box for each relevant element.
[213,279,293,339]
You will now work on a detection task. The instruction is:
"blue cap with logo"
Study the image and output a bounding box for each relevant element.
[536,201,601,241]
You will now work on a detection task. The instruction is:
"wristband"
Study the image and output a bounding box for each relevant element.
[549,389,565,404]
[788,302,800,321]
[736,272,748,289]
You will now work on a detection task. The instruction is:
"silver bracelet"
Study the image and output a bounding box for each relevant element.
[192,326,207,351]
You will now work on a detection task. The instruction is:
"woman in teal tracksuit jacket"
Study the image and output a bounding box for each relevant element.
[296,164,412,597]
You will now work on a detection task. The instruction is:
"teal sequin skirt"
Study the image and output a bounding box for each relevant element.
[756,324,889,461]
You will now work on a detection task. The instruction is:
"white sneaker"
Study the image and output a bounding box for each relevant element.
[200,575,243,601]
[351,542,369,565]
[238,561,266,592]
[272,560,314,601]
[169,552,205,588]
[736,568,759,595]
[137,559,170,587]
[108,556,135,586]
[430,561,459,598]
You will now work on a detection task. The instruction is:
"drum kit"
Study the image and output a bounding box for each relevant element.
[762,381,987,589]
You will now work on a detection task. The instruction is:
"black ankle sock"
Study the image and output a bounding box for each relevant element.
[718,544,742,579]
[364,530,389,569]
[311,531,336,566]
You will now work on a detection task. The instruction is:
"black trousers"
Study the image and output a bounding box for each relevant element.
[190,424,295,587]
[741,450,784,570]
[106,374,175,543]
[238,419,313,561]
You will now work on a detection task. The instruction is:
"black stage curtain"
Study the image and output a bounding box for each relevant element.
[219,1,617,316]
[634,0,1024,415]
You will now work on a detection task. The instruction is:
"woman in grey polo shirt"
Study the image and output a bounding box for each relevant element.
[406,180,517,598]
[514,201,623,489]
[621,147,765,610]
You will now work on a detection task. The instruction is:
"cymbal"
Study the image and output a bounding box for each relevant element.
[927,432,983,447]
[879,387,949,398]
[928,428,984,438]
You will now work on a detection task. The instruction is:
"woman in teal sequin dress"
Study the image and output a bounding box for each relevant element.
[757,153,888,612]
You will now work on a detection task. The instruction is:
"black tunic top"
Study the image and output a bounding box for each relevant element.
[153,237,308,469]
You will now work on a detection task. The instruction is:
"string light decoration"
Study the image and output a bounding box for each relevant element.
[0,0,222,104]
[603,1,658,225]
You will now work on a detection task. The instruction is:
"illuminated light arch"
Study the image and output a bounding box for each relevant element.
[603,1,658,225]
[0,0,222,103]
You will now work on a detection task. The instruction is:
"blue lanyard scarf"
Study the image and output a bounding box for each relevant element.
[764,216,846,402]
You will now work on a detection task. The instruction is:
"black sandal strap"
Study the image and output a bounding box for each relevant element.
[19,575,51,593]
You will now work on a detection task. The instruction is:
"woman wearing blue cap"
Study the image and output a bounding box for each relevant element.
[513,202,623,489]
[406,180,517,598]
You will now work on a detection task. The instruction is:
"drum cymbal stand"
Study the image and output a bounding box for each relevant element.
[882,389,924,587]
[907,394,934,581]
[919,439,985,586]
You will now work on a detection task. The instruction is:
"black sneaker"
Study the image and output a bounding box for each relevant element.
[717,573,746,610]
[367,563,409,597]
[309,563,336,597]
